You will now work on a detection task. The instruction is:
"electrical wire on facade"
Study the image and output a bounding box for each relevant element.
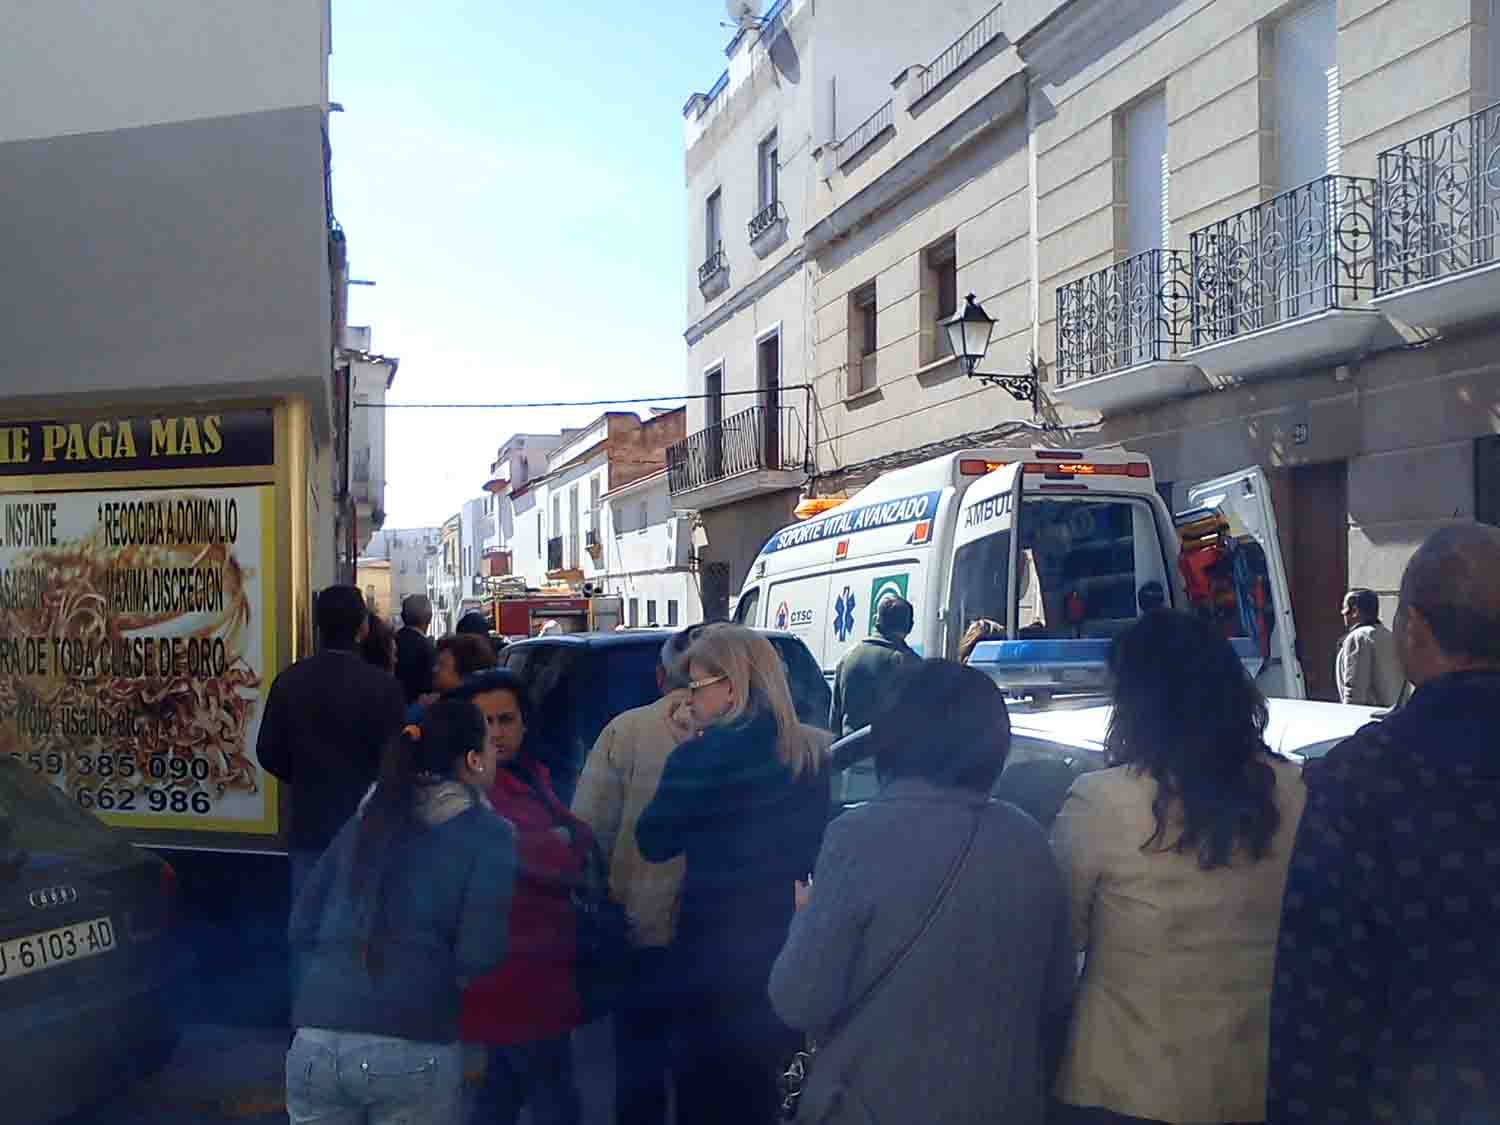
[812,418,1076,492]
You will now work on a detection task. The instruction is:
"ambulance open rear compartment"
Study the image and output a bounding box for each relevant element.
[737,445,1306,701]
[948,455,1304,699]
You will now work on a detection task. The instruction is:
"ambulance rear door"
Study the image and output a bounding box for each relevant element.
[945,463,1027,652]
[1181,467,1306,699]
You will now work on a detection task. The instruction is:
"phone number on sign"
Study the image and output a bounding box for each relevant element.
[19,752,218,816]
[24,750,212,782]
[75,785,213,815]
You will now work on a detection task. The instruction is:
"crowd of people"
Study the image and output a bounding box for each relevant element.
[258,522,1500,1125]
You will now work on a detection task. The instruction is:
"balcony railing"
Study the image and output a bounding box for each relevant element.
[1190,175,1377,348]
[666,403,808,495]
[698,244,727,287]
[748,201,785,241]
[546,536,563,572]
[1057,249,1192,385]
[914,2,1004,106]
[838,100,894,167]
[1377,101,1500,292]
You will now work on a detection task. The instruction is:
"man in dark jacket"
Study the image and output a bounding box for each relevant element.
[393,593,436,704]
[1268,523,1500,1125]
[257,585,406,901]
[830,594,919,738]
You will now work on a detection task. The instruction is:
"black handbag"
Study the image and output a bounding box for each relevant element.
[572,838,631,1023]
[779,808,984,1121]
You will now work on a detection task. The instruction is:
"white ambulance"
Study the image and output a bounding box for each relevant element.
[733,446,1307,700]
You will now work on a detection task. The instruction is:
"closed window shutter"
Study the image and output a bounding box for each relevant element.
[1275,0,1339,189]
[1124,92,1168,256]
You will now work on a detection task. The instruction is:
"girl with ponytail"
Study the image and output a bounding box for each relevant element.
[287,699,516,1125]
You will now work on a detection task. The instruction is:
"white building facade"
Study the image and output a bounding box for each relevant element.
[600,470,702,628]
[674,0,819,617]
[364,527,440,610]
[678,0,1500,698]
[344,325,399,556]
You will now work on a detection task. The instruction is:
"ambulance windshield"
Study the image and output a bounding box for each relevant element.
[949,496,1169,647]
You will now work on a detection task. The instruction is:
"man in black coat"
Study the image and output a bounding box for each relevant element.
[393,594,436,704]
[829,595,919,740]
[1269,523,1500,1125]
[257,585,406,902]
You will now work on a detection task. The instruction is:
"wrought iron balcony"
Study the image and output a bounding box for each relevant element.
[546,536,563,572]
[1189,175,1378,348]
[748,201,785,241]
[1377,101,1500,292]
[1057,249,1192,385]
[838,100,894,168]
[914,2,1004,106]
[697,244,727,287]
[666,403,808,495]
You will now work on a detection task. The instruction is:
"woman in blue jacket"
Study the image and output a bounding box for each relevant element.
[287,700,516,1125]
[637,624,831,1125]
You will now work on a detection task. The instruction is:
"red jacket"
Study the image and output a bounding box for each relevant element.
[460,756,592,1045]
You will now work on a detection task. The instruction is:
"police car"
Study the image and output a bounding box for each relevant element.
[833,641,1384,826]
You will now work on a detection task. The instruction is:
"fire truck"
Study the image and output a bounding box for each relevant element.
[489,591,623,640]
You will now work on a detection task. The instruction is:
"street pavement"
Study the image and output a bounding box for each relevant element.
[63,1018,617,1125]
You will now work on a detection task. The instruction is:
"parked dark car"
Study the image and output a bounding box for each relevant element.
[502,628,832,802]
[0,754,184,1123]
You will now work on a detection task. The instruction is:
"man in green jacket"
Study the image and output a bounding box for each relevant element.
[830,595,919,738]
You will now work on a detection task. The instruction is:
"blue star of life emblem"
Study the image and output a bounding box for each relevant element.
[834,586,856,642]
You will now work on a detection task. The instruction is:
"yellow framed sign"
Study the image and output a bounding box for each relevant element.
[0,408,288,840]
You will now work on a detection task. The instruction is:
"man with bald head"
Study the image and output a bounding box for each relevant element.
[1269,524,1500,1125]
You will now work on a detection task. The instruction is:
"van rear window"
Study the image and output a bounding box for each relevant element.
[950,497,1168,646]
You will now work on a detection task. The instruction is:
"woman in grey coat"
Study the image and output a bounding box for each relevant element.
[770,659,1075,1125]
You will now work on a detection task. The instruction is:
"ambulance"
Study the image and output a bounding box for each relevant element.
[733,446,1307,700]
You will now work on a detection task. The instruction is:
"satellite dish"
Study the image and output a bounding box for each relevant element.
[723,0,762,29]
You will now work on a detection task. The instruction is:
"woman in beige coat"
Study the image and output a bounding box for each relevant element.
[1051,611,1306,1125]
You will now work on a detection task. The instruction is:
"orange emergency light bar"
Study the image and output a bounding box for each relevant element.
[959,458,1009,475]
[1023,461,1151,478]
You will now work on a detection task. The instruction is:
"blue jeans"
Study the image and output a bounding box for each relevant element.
[471,1036,581,1125]
[290,848,324,911]
[287,1028,463,1125]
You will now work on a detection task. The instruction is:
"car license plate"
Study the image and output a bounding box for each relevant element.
[0,917,115,982]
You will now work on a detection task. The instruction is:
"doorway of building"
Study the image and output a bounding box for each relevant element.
[758,332,781,470]
[1277,460,1349,702]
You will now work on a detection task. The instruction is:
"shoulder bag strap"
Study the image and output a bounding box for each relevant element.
[821,804,985,1042]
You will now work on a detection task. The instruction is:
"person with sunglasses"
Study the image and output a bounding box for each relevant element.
[571,625,700,1125]
[637,624,832,1125]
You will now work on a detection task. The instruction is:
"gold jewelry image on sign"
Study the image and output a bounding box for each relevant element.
[0,485,278,833]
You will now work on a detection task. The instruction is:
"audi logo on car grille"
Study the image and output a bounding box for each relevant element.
[28,886,78,909]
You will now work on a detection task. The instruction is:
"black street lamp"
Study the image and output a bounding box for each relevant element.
[940,293,1041,412]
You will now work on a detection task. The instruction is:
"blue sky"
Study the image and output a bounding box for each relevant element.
[330,0,730,527]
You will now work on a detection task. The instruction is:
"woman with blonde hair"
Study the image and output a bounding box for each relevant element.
[638,623,831,1125]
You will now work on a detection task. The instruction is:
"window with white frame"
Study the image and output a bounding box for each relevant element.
[647,600,658,626]
[628,598,640,627]
[847,284,878,396]
[705,190,722,261]
[758,130,779,212]
[667,599,680,626]
[921,237,958,364]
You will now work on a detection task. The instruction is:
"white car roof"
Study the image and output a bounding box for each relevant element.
[1008,696,1384,758]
